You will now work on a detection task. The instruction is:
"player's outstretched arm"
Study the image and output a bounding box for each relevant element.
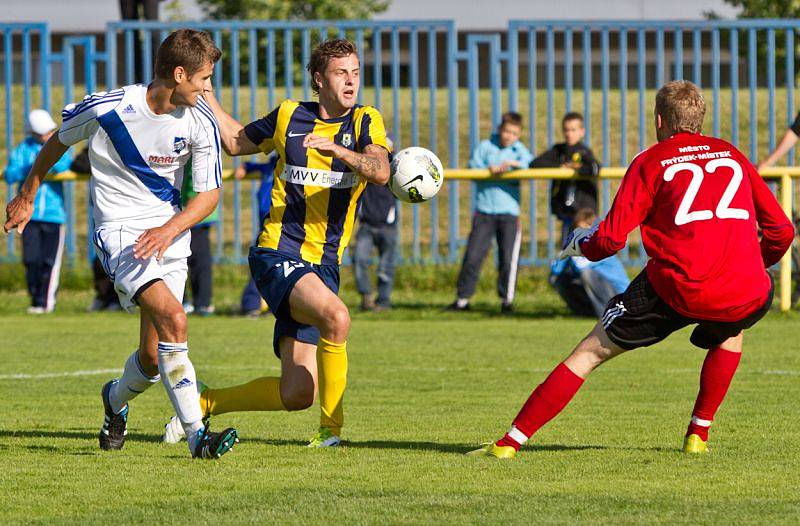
[133,189,220,260]
[4,133,69,234]
[201,88,260,156]
[303,134,390,185]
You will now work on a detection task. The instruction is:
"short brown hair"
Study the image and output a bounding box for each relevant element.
[574,207,597,226]
[655,80,706,134]
[500,111,523,128]
[562,112,584,125]
[307,38,359,95]
[155,29,221,80]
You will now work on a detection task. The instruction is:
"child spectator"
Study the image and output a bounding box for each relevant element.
[235,157,276,316]
[182,162,219,316]
[549,208,629,317]
[3,109,73,313]
[448,112,534,313]
[531,112,600,242]
[353,180,398,312]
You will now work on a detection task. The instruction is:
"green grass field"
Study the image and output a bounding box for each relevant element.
[1,280,799,525]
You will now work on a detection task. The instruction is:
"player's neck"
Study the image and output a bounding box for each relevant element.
[146,80,179,115]
[317,96,350,120]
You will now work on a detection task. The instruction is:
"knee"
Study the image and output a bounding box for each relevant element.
[321,303,350,339]
[569,337,608,369]
[157,309,187,341]
[282,384,316,411]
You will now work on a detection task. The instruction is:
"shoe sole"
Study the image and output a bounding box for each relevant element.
[212,428,239,458]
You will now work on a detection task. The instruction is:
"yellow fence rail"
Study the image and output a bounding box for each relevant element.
[444,167,800,313]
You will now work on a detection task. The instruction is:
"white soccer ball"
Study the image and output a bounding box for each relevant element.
[388,146,444,203]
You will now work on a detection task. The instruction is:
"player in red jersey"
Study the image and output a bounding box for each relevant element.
[468,80,795,458]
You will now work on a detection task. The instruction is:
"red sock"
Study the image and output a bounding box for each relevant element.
[496,363,585,450]
[685,346,742,441]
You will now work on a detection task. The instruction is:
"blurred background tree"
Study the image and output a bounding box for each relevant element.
[198,0,390,21]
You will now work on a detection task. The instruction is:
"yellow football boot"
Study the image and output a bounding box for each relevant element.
[466,442,517,459]
[682,434,709,454]
[308,426,341,448]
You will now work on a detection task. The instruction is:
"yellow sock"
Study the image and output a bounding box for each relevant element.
[317,337,347,436]
[200,377,286,416]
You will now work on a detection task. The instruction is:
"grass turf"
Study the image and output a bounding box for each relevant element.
[1,288,799,525]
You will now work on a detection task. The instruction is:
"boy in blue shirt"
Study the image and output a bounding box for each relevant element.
[549,208,630,317]
[448,112,533,313]
[3,109,73,313]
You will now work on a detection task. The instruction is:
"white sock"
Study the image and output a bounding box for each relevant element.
[506,425,529,447]
[109,350,160,414]
[157,342,204,451]
[456,298,469,308]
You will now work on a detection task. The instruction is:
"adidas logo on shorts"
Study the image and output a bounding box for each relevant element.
[602,301,627,329]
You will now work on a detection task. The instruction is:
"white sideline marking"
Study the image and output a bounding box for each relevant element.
[0,368,121,381]
[0,364,282,382]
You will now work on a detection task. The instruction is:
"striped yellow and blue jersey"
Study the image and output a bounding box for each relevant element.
[243,100,390,265]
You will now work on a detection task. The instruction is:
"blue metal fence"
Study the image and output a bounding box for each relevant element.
[2,19,799,267]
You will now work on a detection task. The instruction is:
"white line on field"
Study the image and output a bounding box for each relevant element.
[0,364,281,382]
[0,368,121,380]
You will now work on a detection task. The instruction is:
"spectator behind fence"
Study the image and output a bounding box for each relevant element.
[353,141,398,311]
[531,112,600,243]
[549,208,630,317]
[182,161,218,316]
[448,111,534,313]
[236,157,276,316]
[758,111,800,172]
[119,0,163,83]
[70,147,122,312]
[3,110,73,314]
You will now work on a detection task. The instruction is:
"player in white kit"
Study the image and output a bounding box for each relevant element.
[4,29,237,459]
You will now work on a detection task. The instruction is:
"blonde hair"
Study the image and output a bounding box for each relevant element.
[655,80,706,134]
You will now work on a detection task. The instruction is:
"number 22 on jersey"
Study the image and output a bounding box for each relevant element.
[663,158,750,226]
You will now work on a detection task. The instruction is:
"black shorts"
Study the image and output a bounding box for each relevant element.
[602,271,773,350]
[248,247,340,358]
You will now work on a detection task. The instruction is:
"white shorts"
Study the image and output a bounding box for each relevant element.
[93,223,191,313]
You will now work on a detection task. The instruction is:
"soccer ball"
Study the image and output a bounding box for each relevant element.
[388,146,444,203]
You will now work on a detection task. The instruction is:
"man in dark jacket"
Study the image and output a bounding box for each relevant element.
[353,182,398,311]
[531,112,600,243]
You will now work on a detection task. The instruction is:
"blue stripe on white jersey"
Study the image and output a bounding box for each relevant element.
[194,99,223,189]
[62,89,125,122]
[96,110,181,206]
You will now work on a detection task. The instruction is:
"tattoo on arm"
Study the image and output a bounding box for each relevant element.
[352,153,380,176]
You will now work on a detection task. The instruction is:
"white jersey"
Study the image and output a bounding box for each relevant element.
[58,84,222,228]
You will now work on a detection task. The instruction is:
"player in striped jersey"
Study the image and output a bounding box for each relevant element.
[162,38,391,448]
[5,29,237,459]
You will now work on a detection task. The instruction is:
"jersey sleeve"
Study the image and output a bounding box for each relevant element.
[58,89,125,146]
[191,101,223,192]
[744,158,795,267]
[581,152,654,261]
[790,112,800,137]
[244,107,279,154]
[357,107,390,153]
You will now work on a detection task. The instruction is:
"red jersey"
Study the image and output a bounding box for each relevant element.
[582,132,794,322]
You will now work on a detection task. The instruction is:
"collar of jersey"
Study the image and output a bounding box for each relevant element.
[300,101,354,123]
[138,84,182,122]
